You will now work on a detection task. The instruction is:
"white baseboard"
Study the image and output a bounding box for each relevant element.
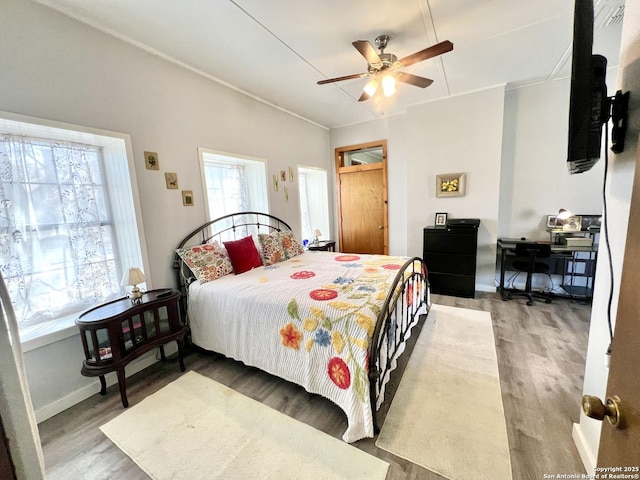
[572,422,597,475]
[35,351,163,423]
[476,284,497,293]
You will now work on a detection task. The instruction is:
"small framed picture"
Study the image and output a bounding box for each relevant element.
[436,172,466,197]
[435,212,448,227]
[182,190,194,206]
[144,151,159,170]
[164,172,178,189]
[563,215,582,232]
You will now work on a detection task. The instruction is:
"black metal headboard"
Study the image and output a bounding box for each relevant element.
[173,211,293,319]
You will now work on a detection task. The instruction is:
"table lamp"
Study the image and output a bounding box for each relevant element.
[121,267,146,303]
[313,229,322,245]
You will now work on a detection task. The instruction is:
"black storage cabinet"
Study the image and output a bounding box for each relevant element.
[423,220,480,298]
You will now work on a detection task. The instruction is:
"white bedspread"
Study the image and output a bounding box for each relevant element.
[188,251,425,442]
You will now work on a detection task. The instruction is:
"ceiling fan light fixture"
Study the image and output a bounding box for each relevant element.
[382,75,396,97]
[363,78,378,96]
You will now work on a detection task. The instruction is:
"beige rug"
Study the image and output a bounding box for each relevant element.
[376,304,512,480]
[100,371,389,480]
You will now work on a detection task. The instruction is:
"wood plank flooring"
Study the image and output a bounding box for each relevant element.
[39,292,591,480]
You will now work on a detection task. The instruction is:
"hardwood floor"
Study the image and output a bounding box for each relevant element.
[39,292,591,479]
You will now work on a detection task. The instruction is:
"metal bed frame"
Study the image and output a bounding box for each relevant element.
[173,211,430,432]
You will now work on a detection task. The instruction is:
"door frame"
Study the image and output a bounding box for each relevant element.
[335,140,388,254]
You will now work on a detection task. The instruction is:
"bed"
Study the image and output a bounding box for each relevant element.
[173,212,430,442]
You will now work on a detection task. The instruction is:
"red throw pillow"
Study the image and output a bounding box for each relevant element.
[223,235,263,274]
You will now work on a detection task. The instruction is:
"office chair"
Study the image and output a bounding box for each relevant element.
[507,242,553,306]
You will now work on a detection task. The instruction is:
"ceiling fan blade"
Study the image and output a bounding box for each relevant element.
[317,72,367,85]
[358,91,371,102]
[397,72,434,88]
[399,40,453,68]
[353,40,382,67]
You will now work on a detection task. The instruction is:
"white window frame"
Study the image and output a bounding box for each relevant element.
[297,165,330,245]
[198,147,269,220]
[0,112,149,350]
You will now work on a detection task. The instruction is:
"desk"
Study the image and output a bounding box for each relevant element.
[497,239,597,301]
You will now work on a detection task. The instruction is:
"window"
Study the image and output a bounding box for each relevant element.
[0,113,147,347]
[298,166,330,244]
[198,148,269,220]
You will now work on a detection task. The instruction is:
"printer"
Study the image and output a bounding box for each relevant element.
[446,218,480,229]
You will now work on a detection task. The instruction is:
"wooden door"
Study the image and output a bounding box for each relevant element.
[596,150,640,465]
[336,141,388,254]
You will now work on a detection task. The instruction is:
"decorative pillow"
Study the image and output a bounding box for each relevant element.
[258,232,286,266]
[223,235,263,274]
[279,231,304,259]
[175,243,233,284]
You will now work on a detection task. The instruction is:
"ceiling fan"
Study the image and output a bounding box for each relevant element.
[317,35,453,101]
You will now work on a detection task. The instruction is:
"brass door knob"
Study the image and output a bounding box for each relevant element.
[582,395,622,428]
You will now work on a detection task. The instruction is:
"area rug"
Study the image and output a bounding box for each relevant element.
[100,371,389,480]
[376,304,512,480]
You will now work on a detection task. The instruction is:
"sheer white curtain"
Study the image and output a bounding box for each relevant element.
[202,160,250,220]
[0,134,120,330]
[298,167,330,243]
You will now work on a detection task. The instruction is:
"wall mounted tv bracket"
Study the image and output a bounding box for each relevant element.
[609,90,630,154]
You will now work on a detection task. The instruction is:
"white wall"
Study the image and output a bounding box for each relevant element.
[0,0,330,419]
[500,79,606,241]
[573,0,639,471]
[406,86,505,292]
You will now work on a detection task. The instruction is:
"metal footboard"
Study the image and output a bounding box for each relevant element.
[368,256,431,432]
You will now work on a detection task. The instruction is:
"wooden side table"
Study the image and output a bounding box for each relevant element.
[308,240,336,252]
[76,289,186,407]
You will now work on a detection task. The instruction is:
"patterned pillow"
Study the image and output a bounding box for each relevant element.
[258,232,286,266]
[279,231,304,259]
[175,243,233,283]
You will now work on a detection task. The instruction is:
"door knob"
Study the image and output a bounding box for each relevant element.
[582,395,623,428]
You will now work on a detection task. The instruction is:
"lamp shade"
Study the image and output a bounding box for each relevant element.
[363,79,378,97]
[382,75,396,97]
[557,209,572,220]
[120,267,146,287]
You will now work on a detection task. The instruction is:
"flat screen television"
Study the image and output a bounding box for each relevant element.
[567,0,609,174]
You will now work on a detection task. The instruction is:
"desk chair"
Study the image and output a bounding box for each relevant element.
[507,242,553,306]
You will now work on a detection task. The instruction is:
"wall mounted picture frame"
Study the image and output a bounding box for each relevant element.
[182,190,194,206]
[144,151,159,170]
[435,212,448,227]
[436,172,466,197]
[164,172,178,189]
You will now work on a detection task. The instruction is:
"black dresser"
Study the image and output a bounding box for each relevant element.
[423,220,480,298]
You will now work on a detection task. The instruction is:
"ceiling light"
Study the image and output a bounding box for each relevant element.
[363,79,378,97]
[382,75,396,97]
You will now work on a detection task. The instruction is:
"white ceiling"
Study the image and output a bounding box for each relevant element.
[33,0,625,129]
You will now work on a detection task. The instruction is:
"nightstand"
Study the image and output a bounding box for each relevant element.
[307,240,336,252]
[76,289,186,407]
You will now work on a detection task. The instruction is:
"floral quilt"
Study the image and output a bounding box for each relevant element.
[188,251,425,442]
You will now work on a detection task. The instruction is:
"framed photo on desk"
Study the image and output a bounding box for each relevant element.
[563,215,582,232]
